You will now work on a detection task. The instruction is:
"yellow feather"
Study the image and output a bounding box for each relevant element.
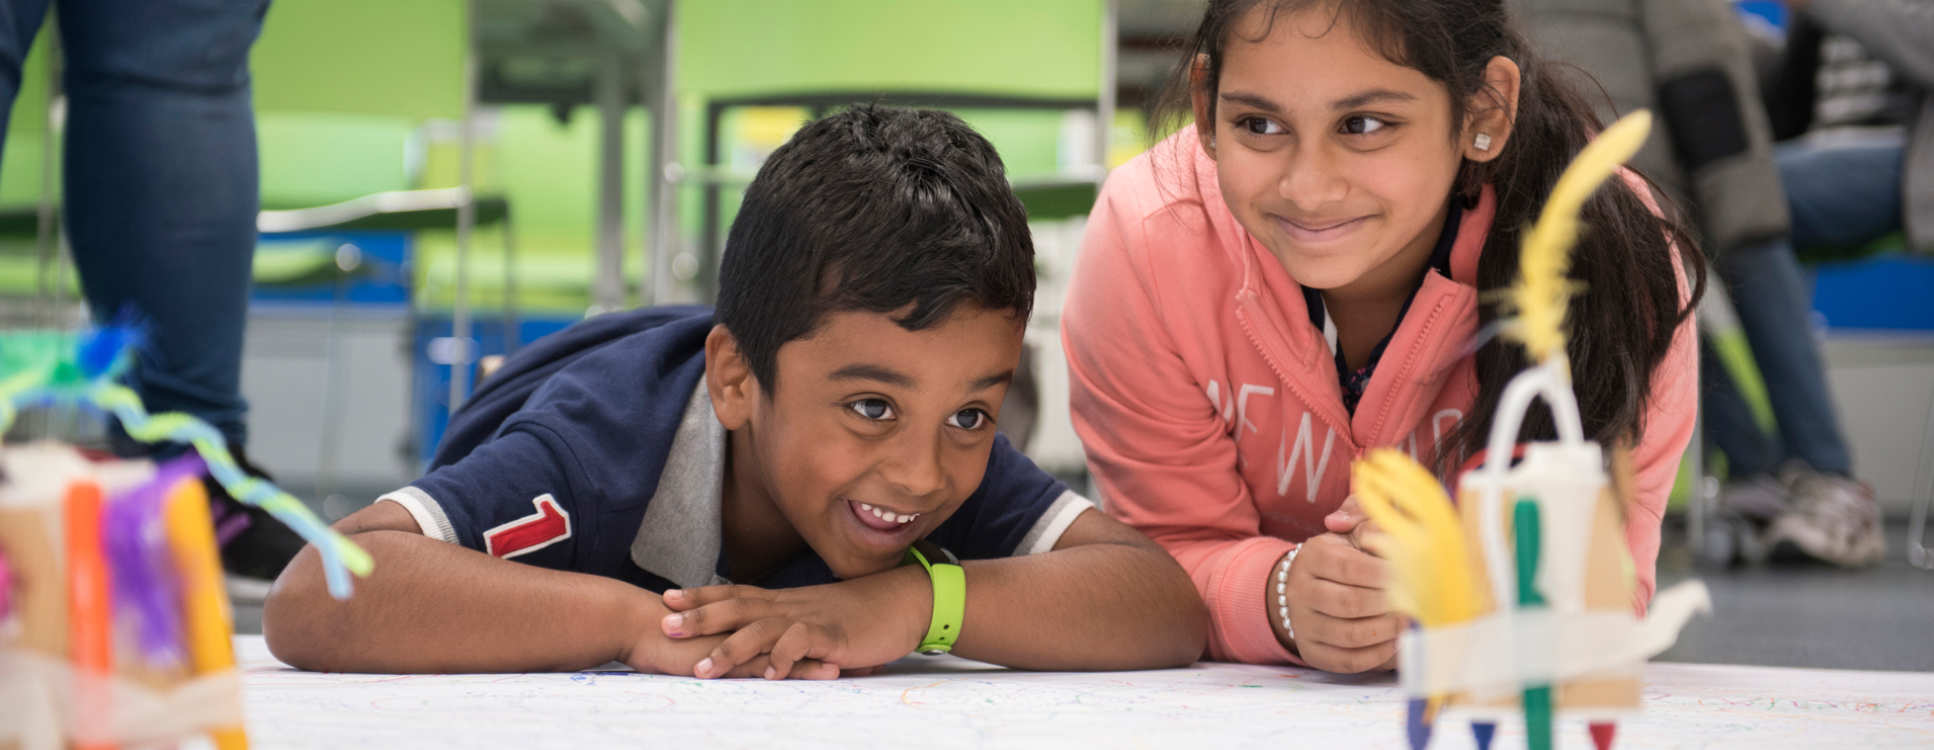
[1349,449,1483,625]
[1507,110,1654,366]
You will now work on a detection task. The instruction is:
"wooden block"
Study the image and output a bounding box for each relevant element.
[0,505,65,658]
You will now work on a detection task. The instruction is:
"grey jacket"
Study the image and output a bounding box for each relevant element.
[1806,0,1934,253]
[1509,0,1791,258]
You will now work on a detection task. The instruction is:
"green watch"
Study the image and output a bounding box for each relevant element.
[904,540,965,655]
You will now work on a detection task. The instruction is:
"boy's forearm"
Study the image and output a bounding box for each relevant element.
[263,530,652,673]
[950,542,1208,670]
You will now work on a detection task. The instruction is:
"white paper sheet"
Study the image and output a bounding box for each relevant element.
[234,636,1934,749]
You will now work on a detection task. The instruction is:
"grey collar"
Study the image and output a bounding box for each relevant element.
[629,382,732,589]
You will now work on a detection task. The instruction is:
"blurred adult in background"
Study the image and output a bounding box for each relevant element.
[0,0,302,584]
[1509,0,1885,566]
[1763,0,1930,256]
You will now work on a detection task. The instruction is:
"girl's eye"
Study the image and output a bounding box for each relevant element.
[848,399,895,421]
[1340,115,1390,135]
[947,408,990,431]
[1237,116,1286,136]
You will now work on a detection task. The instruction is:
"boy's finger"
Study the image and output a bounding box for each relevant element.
[662,584,765,611]
[635,632,726,675]
[664,598,767,637]
[719,655,836,679]
[696,618,788,678]
[721,654,775,679]
[766,621,824,680]
[790,661,842,680]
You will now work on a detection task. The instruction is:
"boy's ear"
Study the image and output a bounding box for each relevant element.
[1191,53,1217,160]
[705,324,759,430]
[1462,55,1523,164]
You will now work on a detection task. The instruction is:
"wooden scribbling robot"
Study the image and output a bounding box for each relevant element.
[1352,110,1711,750]
[0,326,369,749]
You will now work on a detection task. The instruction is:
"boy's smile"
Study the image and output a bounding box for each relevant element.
[708,304,1024,580]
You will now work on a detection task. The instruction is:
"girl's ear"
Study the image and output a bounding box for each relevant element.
[1191,53,1218,159]
[1462,55,1523,163]
[705,324,759,431]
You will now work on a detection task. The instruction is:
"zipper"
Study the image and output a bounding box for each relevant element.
[1360,272,1461,447]
[1234,289,1358,456]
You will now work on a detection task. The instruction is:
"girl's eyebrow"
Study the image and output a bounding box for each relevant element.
[1219,90,1284,113]
[1220,88,1416,114]
[1331,88,1416,110]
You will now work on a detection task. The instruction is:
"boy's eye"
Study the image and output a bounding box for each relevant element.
[848,399,895,421]
[1236,116,1285,136]
[947,408,990,431]
[1339,115,1391,135]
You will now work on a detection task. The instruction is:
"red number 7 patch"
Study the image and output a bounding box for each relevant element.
[484,494,572,560]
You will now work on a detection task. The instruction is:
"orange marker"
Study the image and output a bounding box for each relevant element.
[65,480,116,750]
[164,478,248,750]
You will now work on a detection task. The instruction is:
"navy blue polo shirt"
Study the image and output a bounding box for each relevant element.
[378,307,1093,592]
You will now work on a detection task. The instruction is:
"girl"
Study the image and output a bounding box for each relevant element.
[1062,0,1703,673]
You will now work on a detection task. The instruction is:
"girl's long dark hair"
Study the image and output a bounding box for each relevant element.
[1155,0,1705,471]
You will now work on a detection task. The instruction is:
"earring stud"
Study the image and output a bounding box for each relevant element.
[1473,133,1492,151]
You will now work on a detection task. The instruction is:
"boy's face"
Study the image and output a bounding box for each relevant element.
[723,304,1024,579]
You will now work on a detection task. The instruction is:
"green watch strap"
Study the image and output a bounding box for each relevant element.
[905,541,964,655]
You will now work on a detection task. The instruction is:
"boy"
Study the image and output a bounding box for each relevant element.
[264,106,1208,678]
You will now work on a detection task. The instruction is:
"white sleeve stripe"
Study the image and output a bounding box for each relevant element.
[1018,490,1096,556]
[378,487,458,544]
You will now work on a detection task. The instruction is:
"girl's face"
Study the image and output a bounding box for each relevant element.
[1197,6,1474,294]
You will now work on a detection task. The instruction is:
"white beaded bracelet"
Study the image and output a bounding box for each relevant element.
[1275,546,1301,643]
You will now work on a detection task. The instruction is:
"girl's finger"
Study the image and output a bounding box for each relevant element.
[1296,609,1404,650]
[1304,535,1391,589]
[1324,495,1366,533]
[1305,577,1393,619]
[1300,638,1400,675]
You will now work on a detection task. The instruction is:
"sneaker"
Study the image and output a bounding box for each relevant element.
[1717,475,1790,526]
[206,447,308,597]
[1765,469,1886,567]
[1700,475,1788,566]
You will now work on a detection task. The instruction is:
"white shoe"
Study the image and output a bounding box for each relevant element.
[1766,470,1885,567]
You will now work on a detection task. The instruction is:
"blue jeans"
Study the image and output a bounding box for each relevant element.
[0,0,268,449]
[1700,134,1905,478]
[1779,132,1906,250]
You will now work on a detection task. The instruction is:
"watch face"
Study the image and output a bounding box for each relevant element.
[920,648,948,656]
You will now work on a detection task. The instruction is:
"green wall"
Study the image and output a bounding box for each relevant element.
[2,0,1108,308]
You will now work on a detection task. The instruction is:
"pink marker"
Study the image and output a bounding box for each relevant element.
[0,549,12,619]
[1589,722,1618,750]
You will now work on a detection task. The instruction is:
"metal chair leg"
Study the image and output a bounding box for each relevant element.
[1910,385,1934,569]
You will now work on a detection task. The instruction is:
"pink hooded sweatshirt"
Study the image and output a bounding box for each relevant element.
[1062,132,1697,665]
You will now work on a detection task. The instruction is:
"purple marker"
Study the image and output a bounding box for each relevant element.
[1470,721,1497,750]
[1406,697,1433,749]
[103,454,208,668]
